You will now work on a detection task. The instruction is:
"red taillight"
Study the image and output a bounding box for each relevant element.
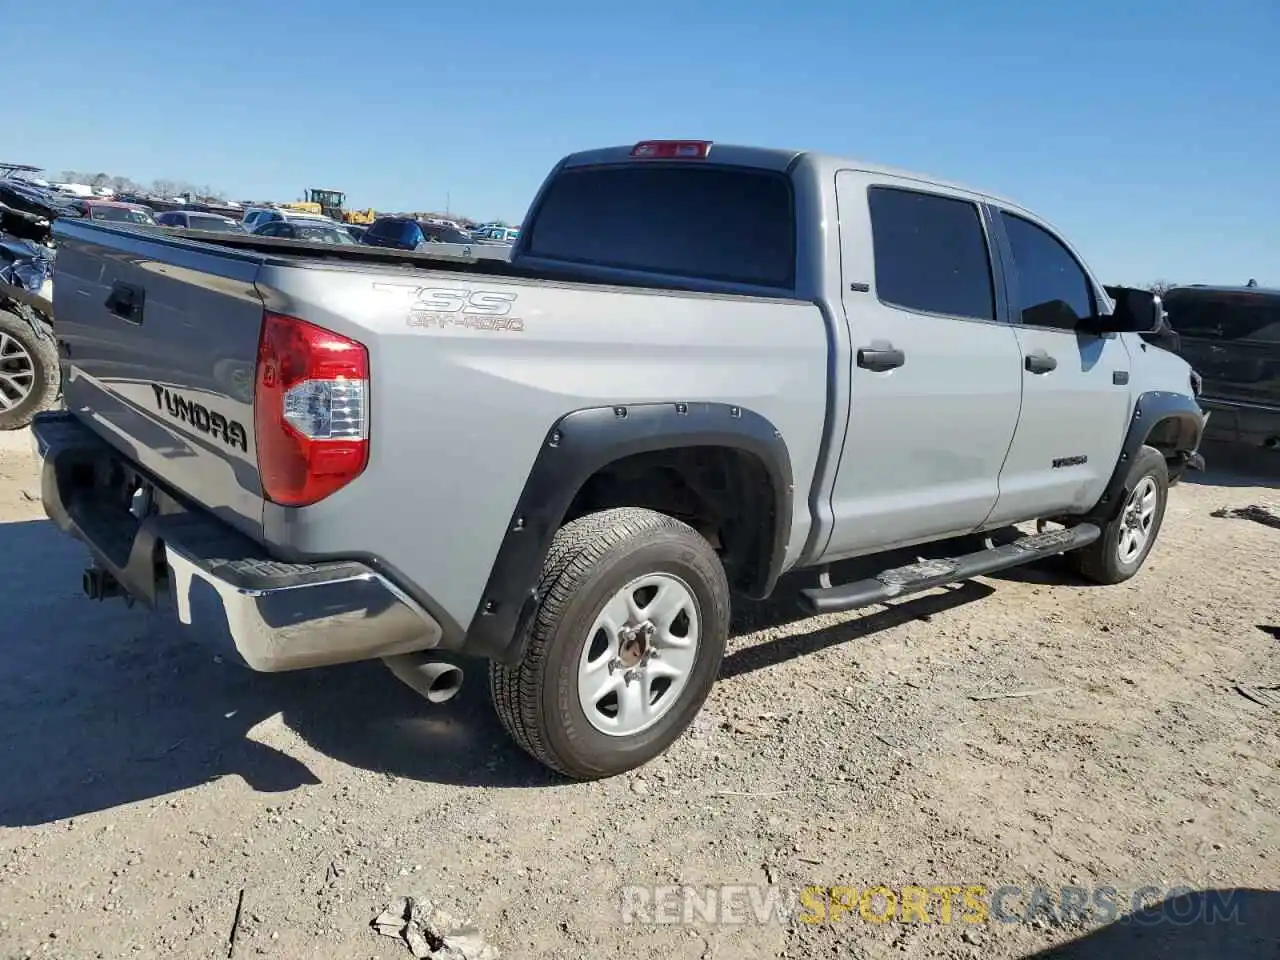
[630,140,713,159]
[254,312,369,507]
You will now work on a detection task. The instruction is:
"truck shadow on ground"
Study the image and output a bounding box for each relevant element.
[0,519,1005,827]
[1184,440,1279,489]
[724,575,994,680]
[1023,888,1280,960]
[0,518,560,828]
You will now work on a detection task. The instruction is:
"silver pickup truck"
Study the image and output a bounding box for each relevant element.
[33,139,1206,780]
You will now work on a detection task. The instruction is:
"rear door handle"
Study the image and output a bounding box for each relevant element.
[1025,350,1057,374]
[857,342,905,372]
[104,281,145,324]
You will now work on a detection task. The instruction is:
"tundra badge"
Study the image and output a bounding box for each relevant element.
[151,384,248,452]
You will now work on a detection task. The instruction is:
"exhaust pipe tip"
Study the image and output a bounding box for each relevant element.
[382,654,464,704]
[82,566,121,601]
[1265,436,1280,451]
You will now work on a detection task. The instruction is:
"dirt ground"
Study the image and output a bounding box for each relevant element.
[0,428,1276,960]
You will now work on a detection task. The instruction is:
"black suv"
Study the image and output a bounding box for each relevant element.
[360,217,477,250]
[1162,283,1280,449]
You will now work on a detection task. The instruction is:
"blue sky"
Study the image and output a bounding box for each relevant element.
[6,0,1276,286]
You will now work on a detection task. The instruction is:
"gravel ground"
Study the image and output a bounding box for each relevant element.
[0,431,1276,960]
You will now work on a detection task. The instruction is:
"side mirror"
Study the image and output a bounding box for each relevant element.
[1097,286,1162,334]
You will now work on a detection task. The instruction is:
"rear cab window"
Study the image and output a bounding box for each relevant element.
[524,163,796,289]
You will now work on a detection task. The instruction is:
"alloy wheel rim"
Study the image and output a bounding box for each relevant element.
[0,332,35,410]
[577,572,701,737]
[1117,476,1158,564]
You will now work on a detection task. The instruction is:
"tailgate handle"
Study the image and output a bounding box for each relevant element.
[105,281,145,324]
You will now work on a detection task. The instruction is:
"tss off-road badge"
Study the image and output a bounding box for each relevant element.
[373,283,524,332]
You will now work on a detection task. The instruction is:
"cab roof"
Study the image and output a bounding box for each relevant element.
[558,141,1026,211]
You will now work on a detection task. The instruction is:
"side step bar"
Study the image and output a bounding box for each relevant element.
[799,524,1101,615]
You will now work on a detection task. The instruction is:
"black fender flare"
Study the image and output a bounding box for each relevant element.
[463,401,794,663]
[1087,390,1205,522]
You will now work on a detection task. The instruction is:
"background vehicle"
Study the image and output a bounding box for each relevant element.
[0,236,58,429]
[361,216,511,260]
[241,207,337,232]
[155,210,246,233]
[473,225,520,243]
[342,223,368,242]
[69,200,156,225]
[277,189,375,224]
[34,139,1204,781]
[181,200,247,220]
[280,200,323,215]
[1162,283,1280,449]
[344,207,377,225]
[360,216,478,249]
[303,188,345,220]
[251,219,356,243]
[115,193,186,214]
[0,178,80,245]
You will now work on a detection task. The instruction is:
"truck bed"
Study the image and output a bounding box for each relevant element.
[162,227,801,299]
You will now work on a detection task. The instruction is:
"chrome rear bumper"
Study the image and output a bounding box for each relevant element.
[32,411,443,672]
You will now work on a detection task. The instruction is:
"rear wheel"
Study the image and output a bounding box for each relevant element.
[0,308,59,431]
[1072,445,1169,584]
[489,507,729,780]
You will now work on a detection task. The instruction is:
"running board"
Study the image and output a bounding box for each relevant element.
[798,524,1101,616]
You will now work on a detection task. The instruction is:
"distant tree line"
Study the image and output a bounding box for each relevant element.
[57,171,226,201]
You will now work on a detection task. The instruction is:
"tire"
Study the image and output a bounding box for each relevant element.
[0,308,59,431]
[489,507,730,780]
[1071,445,1169,585]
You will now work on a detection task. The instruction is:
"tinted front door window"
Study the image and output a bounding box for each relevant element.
[1001,213,1094,329]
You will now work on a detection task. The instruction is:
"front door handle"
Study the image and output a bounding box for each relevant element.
[857,342,906,372]
[1025,350,1057,374]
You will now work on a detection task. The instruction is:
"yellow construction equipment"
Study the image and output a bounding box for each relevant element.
[305,188,346,220]
[281,200,323,215]
[279,189,376,223]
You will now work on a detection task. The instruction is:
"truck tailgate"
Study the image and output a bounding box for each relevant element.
[52,219,268,537]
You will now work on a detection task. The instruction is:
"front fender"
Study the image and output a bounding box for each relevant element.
[1087,390,1205,522]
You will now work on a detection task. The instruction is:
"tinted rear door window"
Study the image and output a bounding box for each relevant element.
[526,164,795,288]
[867,186,995,321]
